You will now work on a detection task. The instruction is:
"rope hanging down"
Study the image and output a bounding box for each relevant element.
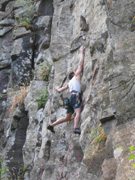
[58,131,75,180]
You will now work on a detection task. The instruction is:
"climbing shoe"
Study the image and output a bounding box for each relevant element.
[47,125,55,133]
[74,128,81,135]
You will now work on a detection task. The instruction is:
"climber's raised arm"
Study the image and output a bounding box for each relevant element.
[75,47,85,78]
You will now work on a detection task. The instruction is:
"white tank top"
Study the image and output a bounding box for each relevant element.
[68,76,81,93]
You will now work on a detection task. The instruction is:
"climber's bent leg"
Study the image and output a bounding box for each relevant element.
[50,113,72,127]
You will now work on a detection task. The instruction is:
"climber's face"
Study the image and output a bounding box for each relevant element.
[68,71,75,80]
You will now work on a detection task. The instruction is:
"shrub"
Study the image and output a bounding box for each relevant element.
[0,156,9,180]
[128,145,135,169]
[17,164,26,180]
[115,145,135,170]
[0,156,26,180]
[36,90,49,109]
[15,0,36,29]
[40,62,51,81]
[17,17,32,30]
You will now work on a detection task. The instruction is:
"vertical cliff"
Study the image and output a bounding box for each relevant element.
[0,0,135,180]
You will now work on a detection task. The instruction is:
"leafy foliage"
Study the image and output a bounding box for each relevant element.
[128,154,135,160]
[36,90,49,109]
[116,144,123,150]
[17,17,32,30]
[0,156,9,180]
[0,156,26,180]
[17,164,26,180]
[129,146,135,152]
[15,0,36,29]
[128,145,135,169]
[40,62,51,81]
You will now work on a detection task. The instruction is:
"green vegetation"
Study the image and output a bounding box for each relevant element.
[15,0,37,29]
[36,90,49,109]
[0,156,9,180]
[128,145,135,169]
[17,164,26,180]
[116,144,123,150]
[83,124,107,173]
[131,16,135,24]
[0,156,26,180]
[84,124,106,157]
[91,124,106,145]
[40,62,51,81]
[17,17,32,30]
[115,144,135,170]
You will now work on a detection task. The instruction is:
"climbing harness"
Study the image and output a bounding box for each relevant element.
[58,131,75,180]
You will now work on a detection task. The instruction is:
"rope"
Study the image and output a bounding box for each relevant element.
[58,131,75,180]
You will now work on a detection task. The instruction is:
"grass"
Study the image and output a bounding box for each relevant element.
[84,124,107,157]
[131,16,135,24]
[91,126,106,144]
[9,86,28,115]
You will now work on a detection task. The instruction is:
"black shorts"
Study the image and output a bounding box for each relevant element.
[66,93,82,114]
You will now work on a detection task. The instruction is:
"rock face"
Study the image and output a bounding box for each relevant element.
[0,0,135,180]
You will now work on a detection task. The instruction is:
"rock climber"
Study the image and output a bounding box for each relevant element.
[47,47,85,135]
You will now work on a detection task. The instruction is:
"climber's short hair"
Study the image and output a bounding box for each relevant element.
[68,72,75,80]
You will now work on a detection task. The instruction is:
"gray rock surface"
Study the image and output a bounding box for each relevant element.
[0,26,13,37]
[0,19,14,26]
[12,27,31,40]
[50,0,73,61]
[0,0,135,180]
